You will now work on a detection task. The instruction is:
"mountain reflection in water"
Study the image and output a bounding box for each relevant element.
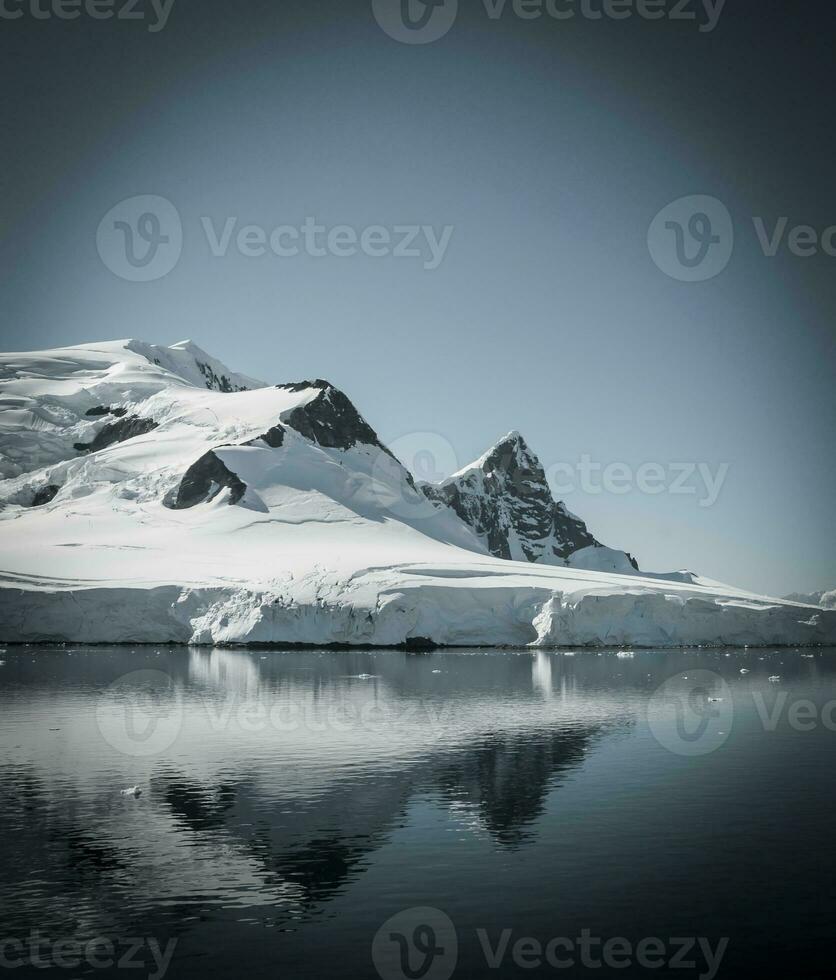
[1,645,834,978]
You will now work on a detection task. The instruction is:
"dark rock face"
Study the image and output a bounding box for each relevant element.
[195,359,249,393]
[550,501,601,559]
[74,416,158,454]
[277,380,326,395]
[279,382,407,473]
[31,484,60,507]
[422,433,589,562]
[165,451,247,509]
[422,433,636,568]
[250,424,285,449]
[164,423,286,510]
[85,406,128,418]
[280,381,383,452]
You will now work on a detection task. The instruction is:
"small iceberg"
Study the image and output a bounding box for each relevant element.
[768,675,781,683]
[120,786,142,798]
[616,651,634,659]
[740,668,750,674]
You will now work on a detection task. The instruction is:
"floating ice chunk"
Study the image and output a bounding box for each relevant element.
[120,786,142,797]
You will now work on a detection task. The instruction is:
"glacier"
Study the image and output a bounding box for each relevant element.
[0,338,832,648]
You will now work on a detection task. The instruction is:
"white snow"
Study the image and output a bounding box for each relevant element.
[566,545,637,575]
[0,339,833,648]
[783,589,836,610]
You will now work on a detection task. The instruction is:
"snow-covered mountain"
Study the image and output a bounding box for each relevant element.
[419,431,639,573]
[0,338,261,480]
[0,338,832,647]
[783,590,836,610]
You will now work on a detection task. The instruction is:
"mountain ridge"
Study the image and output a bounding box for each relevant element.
[1,338,832,648]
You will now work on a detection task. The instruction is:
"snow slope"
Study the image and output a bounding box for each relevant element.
[783,590,836,610]
[0,338,262,480]
[0,339,832,647]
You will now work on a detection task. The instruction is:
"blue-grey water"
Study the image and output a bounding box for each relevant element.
[1,646,834,979]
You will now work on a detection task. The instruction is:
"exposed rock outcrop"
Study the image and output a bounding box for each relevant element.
[165,450,247,509]
[31,484,60,507]
[74,415,158,454]
[421,432,637,569]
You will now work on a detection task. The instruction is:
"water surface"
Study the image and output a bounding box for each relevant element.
[1,646,834,978]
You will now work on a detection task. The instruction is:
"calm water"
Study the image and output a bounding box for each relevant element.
[1,646,834,979]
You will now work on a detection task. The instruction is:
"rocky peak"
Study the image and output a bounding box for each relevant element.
[278,381,402,468]
[466,431,546,492]
[422,432,637,569]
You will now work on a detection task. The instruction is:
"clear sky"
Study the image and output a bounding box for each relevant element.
[1,0,833,596]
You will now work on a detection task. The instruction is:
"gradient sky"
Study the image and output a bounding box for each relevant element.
[1,0,834,596]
